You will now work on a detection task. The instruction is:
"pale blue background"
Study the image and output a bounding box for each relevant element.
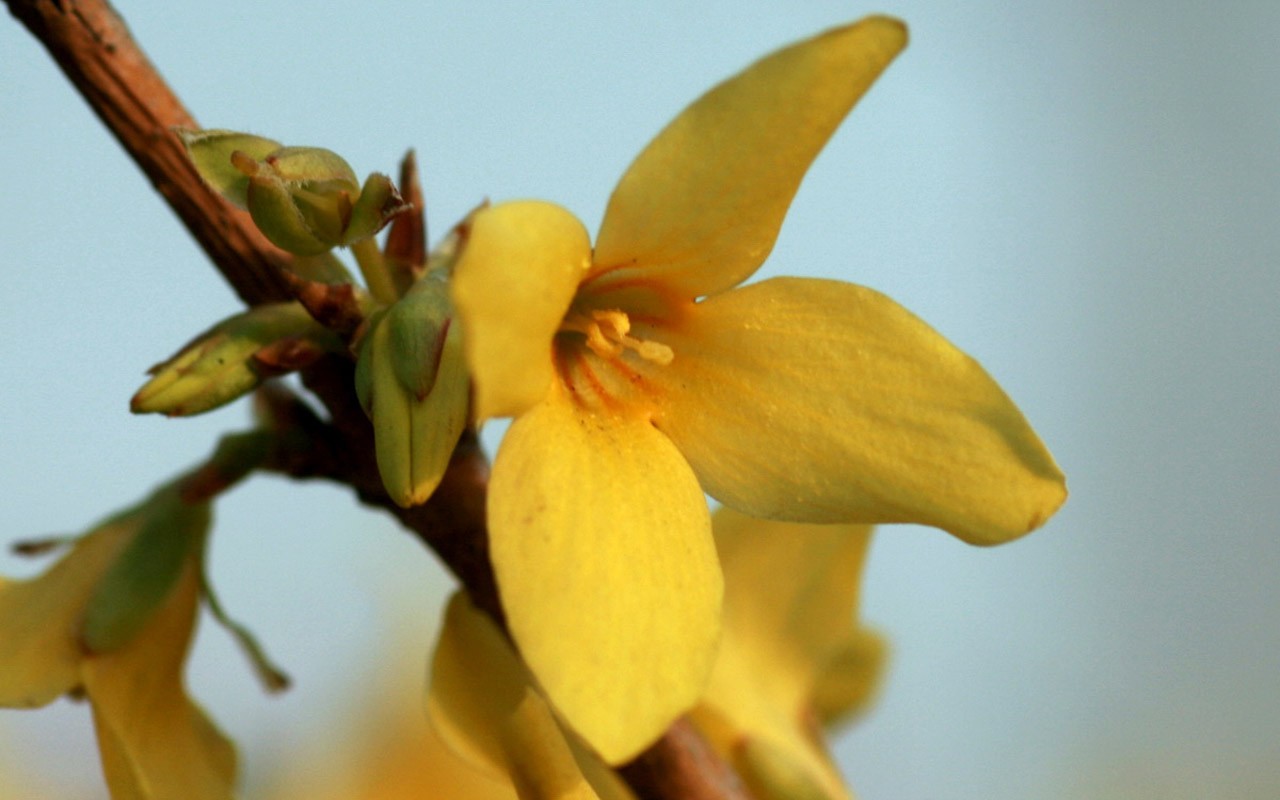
[2,2,1278,798]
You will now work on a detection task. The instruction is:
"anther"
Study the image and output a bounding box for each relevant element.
[563,309,674,365]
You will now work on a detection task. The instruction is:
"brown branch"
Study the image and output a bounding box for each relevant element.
[7,1,748,798]
[5,0,291,306]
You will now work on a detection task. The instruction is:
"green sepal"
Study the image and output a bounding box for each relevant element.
[132,302,333,416]
[244,171,334,256]
[176,128,281,207]
[353,307,389,418]
[79,487,210,655]
[342,172,411,245]
[264,146,359,188]
[385,275,453,399]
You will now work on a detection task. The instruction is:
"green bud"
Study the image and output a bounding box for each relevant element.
[176,128,281,207]
[387,276,454,398]
[343,172,412,246]
[241,166,336,256]
[132,302,331,417]
[179,128,409,256]
[262,145,359,187]
[354,279,469,507]
[80,486,210,654]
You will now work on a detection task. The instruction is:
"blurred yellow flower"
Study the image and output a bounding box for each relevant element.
[427,592,636,800]
[0,488,236,800]
[690,508,885,800]
[451,15,1065,763]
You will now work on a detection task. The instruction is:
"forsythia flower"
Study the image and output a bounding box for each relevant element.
[450,16,1066,761]
[689,508,885,800]
[426,509,880,800]
[0,487,236,800]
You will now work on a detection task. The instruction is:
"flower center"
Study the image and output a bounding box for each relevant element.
[560,309,673,366]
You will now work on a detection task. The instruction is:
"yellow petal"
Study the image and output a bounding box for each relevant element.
[452,201,593,420]
[356,722,517,800]
[83,556,238,800]
[427,592,538,778]
[654,278,1067,545]
[427,592,634,800]
[810,630,888,727]
[590,17,907,301]
[0,517,136,708]
[690,508,881,800]
[488,392,722,763]
[711,508,874,685]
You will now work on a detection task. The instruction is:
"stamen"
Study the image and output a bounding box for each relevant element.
[562,309,674,365]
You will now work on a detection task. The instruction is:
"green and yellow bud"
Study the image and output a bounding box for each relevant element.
[354,276,469,508]
[176,128,281,207]
[132,301,334,417]
[178,128,410,256]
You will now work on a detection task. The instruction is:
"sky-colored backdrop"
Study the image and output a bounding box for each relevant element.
[2,2,1277,798]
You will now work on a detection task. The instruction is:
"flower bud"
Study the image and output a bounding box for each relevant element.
[175,128,281,206]
[132,302,332,417]
[178,128,409,256]
[354,277,469,507]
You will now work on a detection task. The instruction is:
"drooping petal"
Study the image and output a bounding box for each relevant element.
[654,278,1067,545]
[83,555,238,800]
[590,17,907,301]
[427,592,635,800]
[0,517,136,708]
[488,392,722,763]
[689,508,883,800]
[451,201,593,420]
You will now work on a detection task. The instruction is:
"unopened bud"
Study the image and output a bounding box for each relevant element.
[354,277,469,507]
[176,128,281,206]
[179,128,409,255]
[132,302,332,417]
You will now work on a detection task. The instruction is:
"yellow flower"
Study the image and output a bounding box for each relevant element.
[428,592,636,800]
[0,488,237,800]
[450,16,1066,762]
[689,508,886,800]
[424,507,882,800]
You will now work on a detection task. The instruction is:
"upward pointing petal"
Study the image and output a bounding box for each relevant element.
[591,16,907,300]
[452,201,593,421]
